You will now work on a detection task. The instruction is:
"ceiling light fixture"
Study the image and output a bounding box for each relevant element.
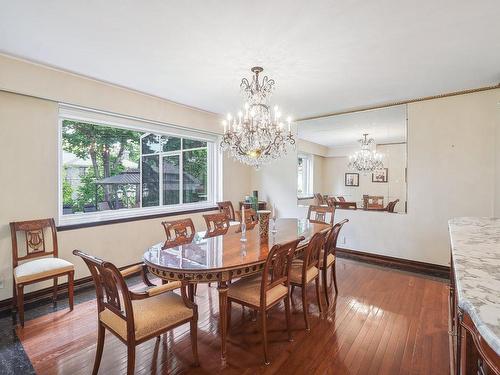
[348,133,384,174]
[220,67,295,169]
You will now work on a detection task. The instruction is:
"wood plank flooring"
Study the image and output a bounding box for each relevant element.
[16,258,450,374]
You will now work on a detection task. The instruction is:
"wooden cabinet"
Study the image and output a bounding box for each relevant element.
[450,257,500,375]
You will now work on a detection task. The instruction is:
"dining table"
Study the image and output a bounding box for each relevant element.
[143,217,330,364]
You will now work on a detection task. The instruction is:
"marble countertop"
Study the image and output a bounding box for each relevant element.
[449,217,500,356]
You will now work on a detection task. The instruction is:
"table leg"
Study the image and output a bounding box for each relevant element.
[218,280,229,365]
[187,283,195,303]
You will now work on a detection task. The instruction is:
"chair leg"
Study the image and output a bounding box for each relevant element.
[127,344,135,375]
[52,276,58,304]
[260,308,269,365]
[92,322,105,375]
[68,271,74,311]
[332,263,338,294]
[285,296,293,342]
[190,318,199,366]
[227,301,232,333]
[315,277,322,313]
[291,285,295,295]
[322,267,330,306]
[301,285,310,331]
[16,284,24,328]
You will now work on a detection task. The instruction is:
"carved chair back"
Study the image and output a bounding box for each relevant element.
[10,218,58,268]
[161,218,196,249]
[337,196,346,202]
[217,201,236,221]
[314,193,325,205]
[363,195,384,210]
[260,237,304,305]
[307,205,335,225]
[236,208,259,228]
[325,196,337,207]
[324,219,349,261]
[73,250,134,334]
[386,199,400,213]
[303,231,327,274]
[203,213,230,236]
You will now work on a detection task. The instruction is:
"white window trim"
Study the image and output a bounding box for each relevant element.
[297,153,314,197]
[58,104,222,226]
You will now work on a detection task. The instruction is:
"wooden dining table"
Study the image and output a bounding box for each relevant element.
[143,218,330,364]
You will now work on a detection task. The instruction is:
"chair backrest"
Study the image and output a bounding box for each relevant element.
[73,250,134,335]
[260,237,304,304]
[314,193,324,205]
[217,201,236,221]
[161,218,196,249]
[337,196,346,202]
[324,219,349,260]
[363,195,384,210]
[236,208,258,229]
[203,213,230,236]
[325,196,337,207]
[303,231,328,276]
[10,218,58,268]
[307,205,335,225]
[386,199,400,213]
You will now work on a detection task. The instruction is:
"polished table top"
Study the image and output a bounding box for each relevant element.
[144,218,330,273]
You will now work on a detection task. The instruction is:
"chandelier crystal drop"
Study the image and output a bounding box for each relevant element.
[347,133,384,174]
[220,66,296,169]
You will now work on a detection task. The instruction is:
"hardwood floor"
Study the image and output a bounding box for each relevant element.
[16,258,450,374]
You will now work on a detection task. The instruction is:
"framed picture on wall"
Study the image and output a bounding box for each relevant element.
[345,173,359,186]
[372,168,389,183]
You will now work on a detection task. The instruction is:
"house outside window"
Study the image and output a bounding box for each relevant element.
[59,105,220,226]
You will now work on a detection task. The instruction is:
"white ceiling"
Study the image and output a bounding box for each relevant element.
[298,104,406,147]
[0,1,499,118]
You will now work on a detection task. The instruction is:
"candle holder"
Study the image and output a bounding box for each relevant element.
[257,210,271,238]
[240,221,247,242]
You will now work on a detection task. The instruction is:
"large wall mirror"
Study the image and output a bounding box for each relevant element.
[297,104,408,214]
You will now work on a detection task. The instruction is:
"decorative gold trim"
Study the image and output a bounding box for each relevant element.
[297,83,500,122]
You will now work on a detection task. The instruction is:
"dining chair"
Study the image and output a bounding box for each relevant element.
[161,218,196,249]
[203,212,230,236]
[10,218,74,327]
[73,250,199,375]
[307,205,335,225]
[314,193,325,205]
[321,219,349,306]
[226,237,304,365]
[217,201,236,221]
[363,195,384,210]
[289,231,327,330]
[236,208,259,229]
[325,196,337,207]
[386,199,400,213]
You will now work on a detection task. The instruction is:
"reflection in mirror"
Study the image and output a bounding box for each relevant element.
[297,104,407,214]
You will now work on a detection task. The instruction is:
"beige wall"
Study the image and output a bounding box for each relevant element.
[0,55,251,300]
[256,88,500,266]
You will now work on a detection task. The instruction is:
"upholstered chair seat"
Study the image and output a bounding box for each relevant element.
[289,261,319,284]
[319,253,335,268]
[227,275,288,307]
[99,285,192,341]
[14,257,74,284]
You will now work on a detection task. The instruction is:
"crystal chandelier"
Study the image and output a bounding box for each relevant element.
[347,133,384,173]
[220,67,295,169]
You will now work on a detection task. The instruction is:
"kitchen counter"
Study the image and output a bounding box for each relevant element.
[448,217,500,356]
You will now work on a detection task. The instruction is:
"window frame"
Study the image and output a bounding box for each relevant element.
[297,153,314,197]
[58,104,222,227]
